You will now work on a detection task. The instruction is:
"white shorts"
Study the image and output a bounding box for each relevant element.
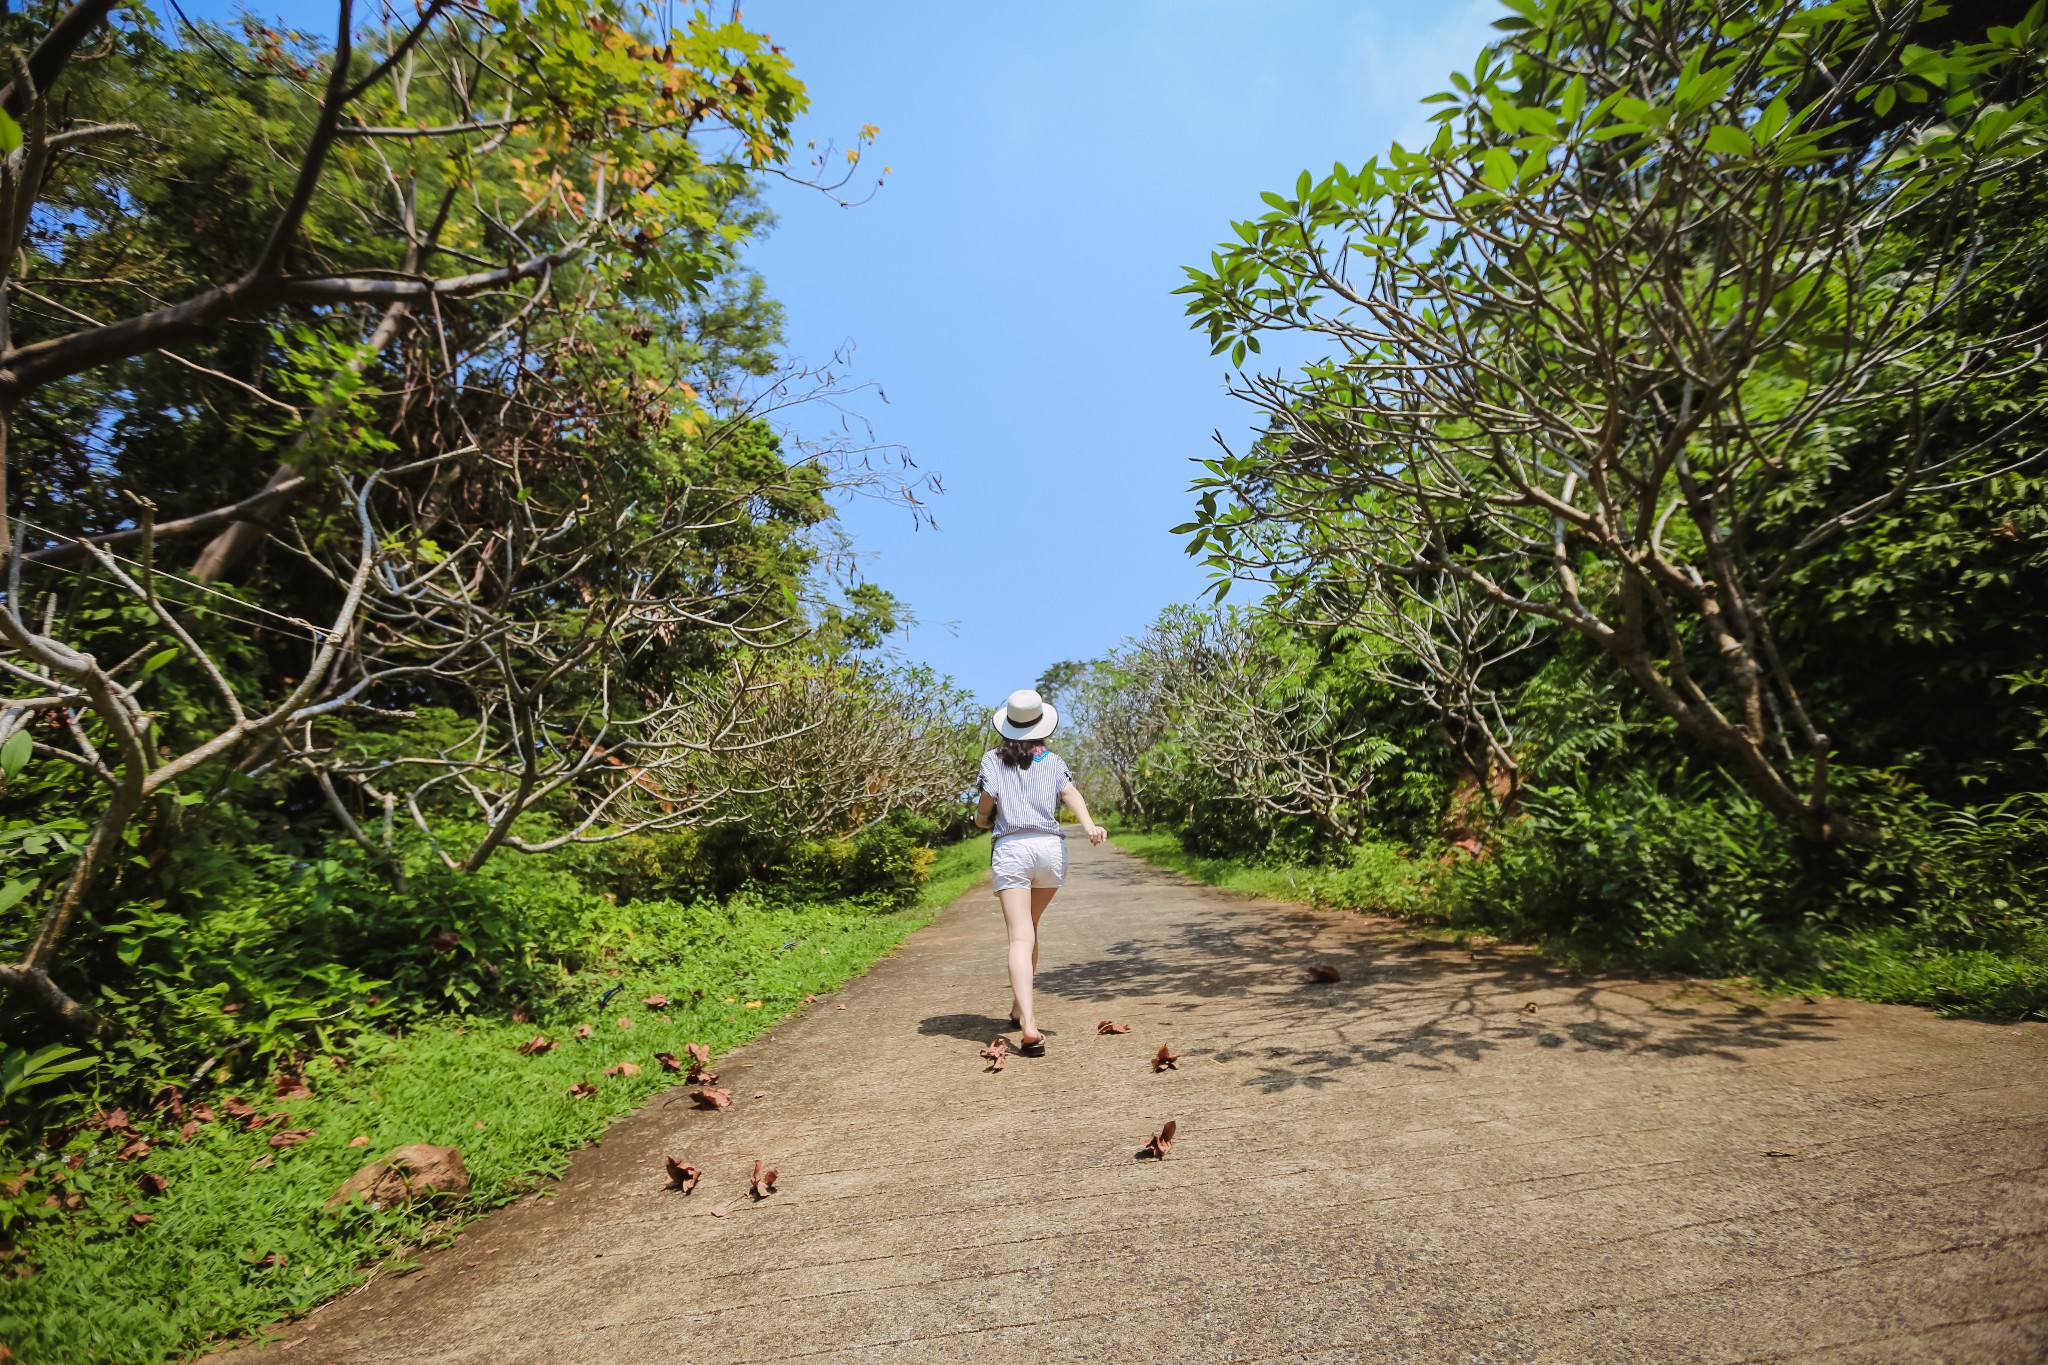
[991,834,1067,892]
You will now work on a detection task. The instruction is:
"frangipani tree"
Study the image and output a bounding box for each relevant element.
[1178,0,2048,845]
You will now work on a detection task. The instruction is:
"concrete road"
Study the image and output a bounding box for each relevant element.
[229,838,2048,1363]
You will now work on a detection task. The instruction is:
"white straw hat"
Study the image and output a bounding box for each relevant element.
[992,688,1058,741]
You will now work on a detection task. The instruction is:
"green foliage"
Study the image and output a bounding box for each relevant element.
[0,836,988,1364]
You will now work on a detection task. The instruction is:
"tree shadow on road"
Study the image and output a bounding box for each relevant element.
[1036,859,1841,1096]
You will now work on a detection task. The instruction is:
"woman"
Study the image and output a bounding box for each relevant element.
[974,689,1107,1056]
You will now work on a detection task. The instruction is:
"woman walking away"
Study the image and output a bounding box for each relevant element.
[975,689,1107,1056]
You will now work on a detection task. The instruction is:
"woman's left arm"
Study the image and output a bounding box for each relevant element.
[1061,783,1107,846]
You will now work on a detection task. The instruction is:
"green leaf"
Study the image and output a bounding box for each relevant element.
[0,728,30,778]
[140,646,182,678]
[1481,146,1518,189]
[0,879,29,915]
[1703,125,1754,156]
[0,110,21,156]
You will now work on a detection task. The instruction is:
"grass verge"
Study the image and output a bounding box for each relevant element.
[1108,829,2046,1020]
[0,836,987,1365]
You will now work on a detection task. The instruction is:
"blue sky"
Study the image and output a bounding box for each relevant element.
[179,0,1504,706]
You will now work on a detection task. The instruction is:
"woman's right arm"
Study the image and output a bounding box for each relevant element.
[975,790,996,829]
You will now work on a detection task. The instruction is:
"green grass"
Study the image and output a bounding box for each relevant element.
[0,836,987,1365]
[1109,826,1424,913]
[1780,926,2048,1020]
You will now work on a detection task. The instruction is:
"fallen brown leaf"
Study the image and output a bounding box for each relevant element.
[664,1156,701,1193]
[475,1121,486,1131]
[177,1121,198,1143]
[219,1096,259,1122]
[251,1252,285,1269]
[642,994,670,1009]
[605,1063,642,1078]
[689,1087,733,1110]
[272,1072,311,1101]
[1521,1001,1539,1014]
[248,1155,273,1171]
[137,1172,170,1197]
[152,1086,185,1120]
[1151,1045,1181,1073]
[685,1042,711,1068]
[1306,965,1343,983]
[574,1024,593,1040]
[566,1082,598,1100]
[752,1090,766,1099]
[1764,1147,1806,1158]
[804,993,817,1004]
[834,1003,846,1011]
[116,1137,151,1162]
[94,1107,138,1137]
[268,1128,315,1150]
[516,1035,559,1056]
[347,1135,370,1148]
[1137,1120,1177,1160]
[979,1037,1009,1073]
[749,1159,778,1200]
[428,929,461,953]
[708,1205,727,1218]
[189,1103,216,1125]
[654,1052,683,1073]
[129,1213,154,1228]
[511,1003,534,1024]
[1097,1020,1131,1035]
[244,1112,286,1132]
[617,1017,633,1030]
[42,1190,85,1211]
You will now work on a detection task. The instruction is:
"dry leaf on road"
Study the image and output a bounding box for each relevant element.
[605,1063,642,1078]
[980,1037,1009,1073]
[1306,965,1343,983]
[1152,1045,1181,1072]
[1137,1120,1177,1160]
[690,1087,733,1110]
[664,1157,701,1193]
[1097,1020,1131,1035]
[749,1160,778,1199]
[654,1052,683,1073]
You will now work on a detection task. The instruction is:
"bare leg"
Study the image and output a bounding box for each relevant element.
[1030,886,1056,975]
[1008,887,1060,1029]
[999,887,1042,1042]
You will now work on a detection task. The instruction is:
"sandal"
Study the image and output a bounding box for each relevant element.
[1017,1035,1046,1057]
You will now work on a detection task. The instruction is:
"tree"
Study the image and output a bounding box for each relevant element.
[0,1,902,1032]
[1177,0,2048,845]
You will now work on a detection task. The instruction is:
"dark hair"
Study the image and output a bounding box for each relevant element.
[995,738,1046,770]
